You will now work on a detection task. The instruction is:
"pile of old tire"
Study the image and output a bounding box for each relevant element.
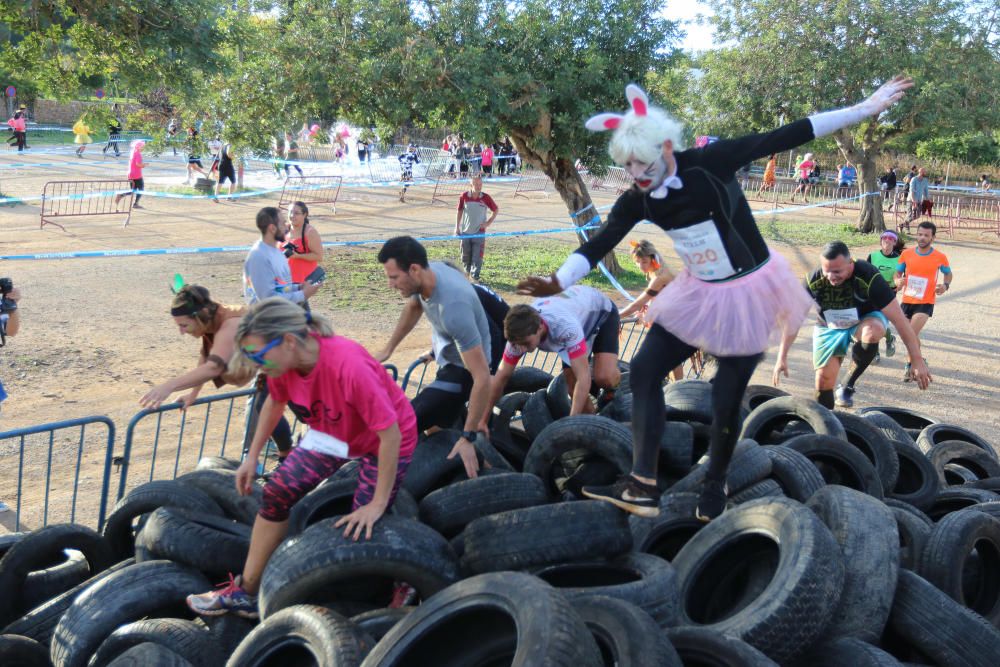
[3,385,1000,667]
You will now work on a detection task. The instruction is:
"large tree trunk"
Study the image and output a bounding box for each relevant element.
[833,129,886,233]
[510,130,622,276]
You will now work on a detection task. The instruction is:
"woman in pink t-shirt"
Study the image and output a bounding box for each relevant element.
[187,298,417,619]
[115,140,148,209]
[790,152,816,202]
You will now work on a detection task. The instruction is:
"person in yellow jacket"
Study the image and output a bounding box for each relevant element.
[72,115,93,157]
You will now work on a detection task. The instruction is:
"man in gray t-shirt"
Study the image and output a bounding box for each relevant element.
[375,237,492,479]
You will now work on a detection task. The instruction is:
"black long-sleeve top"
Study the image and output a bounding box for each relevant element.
[576,119,816,282]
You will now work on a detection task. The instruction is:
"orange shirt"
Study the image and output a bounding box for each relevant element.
[898,247,950,305]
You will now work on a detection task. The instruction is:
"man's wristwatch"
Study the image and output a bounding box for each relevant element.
[461,430,479,442]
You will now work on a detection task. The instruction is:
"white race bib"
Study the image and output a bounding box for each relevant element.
[822,307,860,329]
[298,428,354,459]
[666,220,736,280]
[903,275,928,300]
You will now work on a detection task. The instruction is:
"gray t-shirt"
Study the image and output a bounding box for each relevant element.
[418,262,491,368]
[243,239,304,304]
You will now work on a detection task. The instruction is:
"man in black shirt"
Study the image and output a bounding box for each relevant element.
[880,167,898,210]
[773,241,929,408]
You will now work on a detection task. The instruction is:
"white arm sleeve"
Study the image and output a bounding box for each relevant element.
[808,104,871,139]
[554,253,591,290]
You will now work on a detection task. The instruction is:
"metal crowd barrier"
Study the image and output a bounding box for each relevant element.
[0,416,116,531]
[40,179,135,231]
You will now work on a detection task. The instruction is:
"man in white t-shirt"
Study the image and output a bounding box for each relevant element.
[482,285,621,420]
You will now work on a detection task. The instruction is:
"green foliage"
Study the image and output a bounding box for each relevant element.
[916,132,1000,166]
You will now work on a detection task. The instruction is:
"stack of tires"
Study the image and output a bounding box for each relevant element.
[1,374,999,666]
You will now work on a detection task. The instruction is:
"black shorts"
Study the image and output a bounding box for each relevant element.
[901,302,934,319]
[218,165,236,184]
[560,309,621,369]
[188,158,204,168]
[798,177,810,185]
[410,364,474,432]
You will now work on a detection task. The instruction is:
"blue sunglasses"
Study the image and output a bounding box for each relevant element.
[241,337,282,366]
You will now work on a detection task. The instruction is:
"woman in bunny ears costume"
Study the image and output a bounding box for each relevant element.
[518,77,914,521]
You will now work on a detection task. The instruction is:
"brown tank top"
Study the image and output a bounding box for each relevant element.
[200,305,251,388]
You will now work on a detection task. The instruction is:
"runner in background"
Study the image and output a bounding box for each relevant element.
[72,114,92,157]
[865,230,904,360]
[773,241,928,409]
[398,144,420,203]
[895,220,952,382]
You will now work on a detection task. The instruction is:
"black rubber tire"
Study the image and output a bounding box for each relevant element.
[762,446,826,502]
[259,516,459,618]
[834,410,900,493]
[730,479,785,504]
[740,384,790,419]
[658,421,696,477]
[597,387,633,423]
[663,379,713,424]
[0,524,115,627]
[505,366,555,393]
[943,463,981,484]
[917,508,1000,625]
[359,571,603,666]
[782,434,884,498]
[805,485,899,641]
[672,498,846,664]
[105,642,193,666]
[461,501,632,574]
[102,480,223,558]
[91,618,217,667]
[0,534,25,559]
[531,552,680,626]
[349,608,413,644]
[227,605,369,667]
[286,476,417,538]
[799,637,904,666]
[490,391,532,470]
[740,396,846,443]
[970,477,1000,493]
[50,560,210,667]
[927,440,1000,486]
[545,373,572,419]
[400,430,466,500]
[861,411,916,448]
[22,550,90,612]
[927,487,1000,521]
[200,615,257,662]
[916,423,999,460]
[629,492,704,563]
[671,440,772,496]
[176,469,262,525]
[887,569,1000,667]
[665,626,779,666]
[418,472,549,537]
[856,406,937,430]
[194,456,240,471]
[1,559,134,647]
[522,416,632,498]
[134,507,251,577]
[572,595,682,666]
[886,503,933,571]
[521,388,555,441]
[0,634,52,667]
[889,441,940,511]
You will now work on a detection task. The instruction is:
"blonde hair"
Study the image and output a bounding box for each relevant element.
[231,298,334,373]
[608,105,685,165]
[171,284,219,325]
[629,240,664,273]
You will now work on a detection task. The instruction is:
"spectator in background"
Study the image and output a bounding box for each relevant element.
[836,162,856,195]
[909,167,932,220]
[103,106,123,157]
[455,173,499,281]
[880,166,898,210]
[167,119,179,156]
[980,174,992,192]
[757,154,777,197]
[790,152,816,202]
[6,106,26,151]
[0,282,22,415]
[481,142,494,177]
[284,132,304,177]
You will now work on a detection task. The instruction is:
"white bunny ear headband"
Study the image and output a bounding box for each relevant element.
[585,84,649,131]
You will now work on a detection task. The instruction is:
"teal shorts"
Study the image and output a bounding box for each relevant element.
[812,311,889,369]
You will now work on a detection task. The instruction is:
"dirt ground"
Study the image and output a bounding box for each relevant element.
[1,146,998,530]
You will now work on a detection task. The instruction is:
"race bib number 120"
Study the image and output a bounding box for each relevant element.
[666,219,736,280]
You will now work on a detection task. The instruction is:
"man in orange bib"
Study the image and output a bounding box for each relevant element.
[894,220,952,382]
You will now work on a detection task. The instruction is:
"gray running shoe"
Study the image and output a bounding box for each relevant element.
[835,385,855,408]
[885,330,897,358]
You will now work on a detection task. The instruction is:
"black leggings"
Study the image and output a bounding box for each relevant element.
[130,177,144,205]
[630,324,761,483]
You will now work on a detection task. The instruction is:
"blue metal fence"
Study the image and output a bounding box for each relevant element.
[0,416,116,531]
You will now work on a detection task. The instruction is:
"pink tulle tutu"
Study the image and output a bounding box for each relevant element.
[645,248,813,357]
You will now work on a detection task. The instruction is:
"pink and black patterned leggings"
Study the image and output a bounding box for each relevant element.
[259,446,412,522]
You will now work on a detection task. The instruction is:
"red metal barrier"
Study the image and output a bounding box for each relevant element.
[278,175,343,214]
[40,180,134,231]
